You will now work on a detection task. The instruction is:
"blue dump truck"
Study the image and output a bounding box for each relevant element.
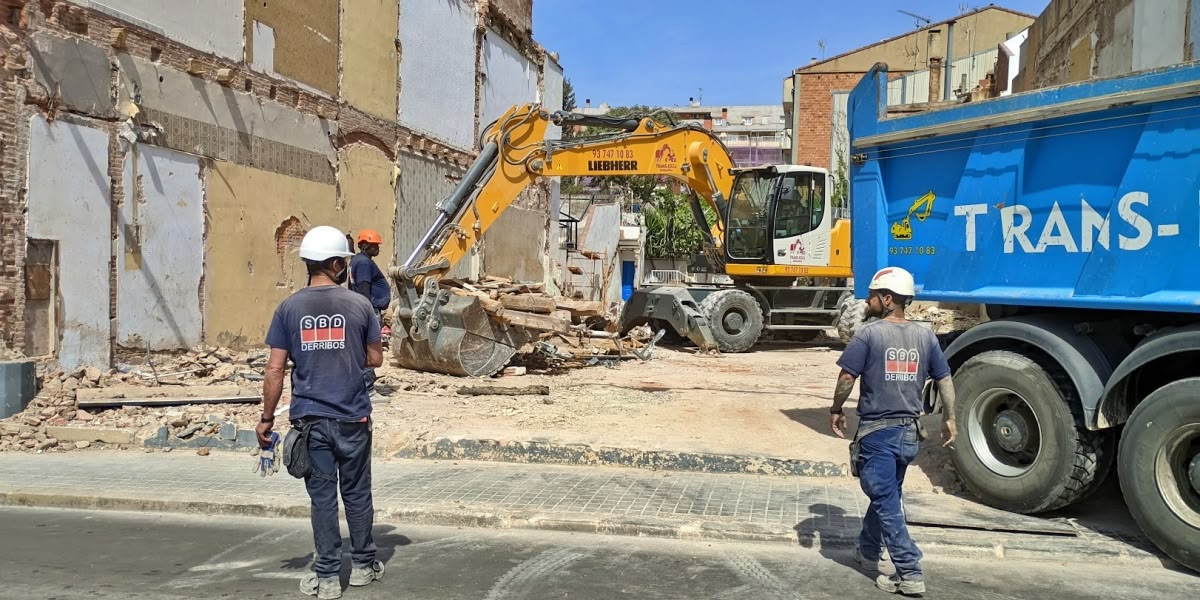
[847,61,1200,571]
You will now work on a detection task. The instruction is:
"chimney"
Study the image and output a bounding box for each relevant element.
[585,98,591,108]
[928,57,944,102]
[721,107,729,120]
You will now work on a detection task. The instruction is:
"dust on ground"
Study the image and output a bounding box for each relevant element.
[2,305,981,496]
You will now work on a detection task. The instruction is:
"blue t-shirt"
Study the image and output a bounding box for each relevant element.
[265,285,381,421]
[350,253,391,311]
[836,320,950,421]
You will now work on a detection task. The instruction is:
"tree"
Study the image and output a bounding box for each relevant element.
[641,188,716,260]
[831,148,849,209]
[562,78,577,112]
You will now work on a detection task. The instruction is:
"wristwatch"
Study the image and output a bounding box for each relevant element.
[830,407,844,415]
[260,414,275,423]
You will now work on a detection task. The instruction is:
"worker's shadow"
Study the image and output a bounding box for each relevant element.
[780,407,859,439]
[279,524,412,581]
[794,503,871,582]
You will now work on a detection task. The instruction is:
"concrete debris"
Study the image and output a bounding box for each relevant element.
[0,346,274,454]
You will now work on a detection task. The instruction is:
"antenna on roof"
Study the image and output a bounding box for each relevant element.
[898,9,933,27]
[817,39,827,59]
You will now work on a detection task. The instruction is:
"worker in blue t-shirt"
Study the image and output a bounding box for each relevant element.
[258,225,386,599]
[829,267,956,597]
[349,229,391,322]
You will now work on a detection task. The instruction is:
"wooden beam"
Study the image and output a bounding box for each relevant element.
[496,309,571,335]
[499,294,556,314]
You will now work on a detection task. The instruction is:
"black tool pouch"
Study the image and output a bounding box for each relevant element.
[915,419,929,441]
[849,439,861,477]
[283,419,315,479]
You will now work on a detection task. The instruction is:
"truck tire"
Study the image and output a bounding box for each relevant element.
[950,350,1113,513]
[1117,378,1200,573]
[700,289,763,353]
[835,292,868,342]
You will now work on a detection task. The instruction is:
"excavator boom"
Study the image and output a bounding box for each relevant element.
[391,104,740,376]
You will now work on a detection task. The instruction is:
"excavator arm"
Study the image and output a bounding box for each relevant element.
[390,104,737,376]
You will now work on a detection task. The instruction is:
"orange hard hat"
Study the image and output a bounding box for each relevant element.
[356,229,383,245]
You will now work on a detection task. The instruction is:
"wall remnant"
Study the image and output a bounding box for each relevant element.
[117,54,338,184]
[343,0,399,121]
[26,116,111,370]
[481,29,538,128]
[204,161,337,348]
[243,0,339,95]
[398,0,477,150]
[29,33,114,117]
[117,145,204,350]
[484,207,546,283]
[86,0,246,61]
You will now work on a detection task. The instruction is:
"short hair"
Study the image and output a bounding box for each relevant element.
[874,288,913,307]
[304,256,343,277]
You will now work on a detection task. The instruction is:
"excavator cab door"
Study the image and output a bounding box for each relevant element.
[769,169,831,267]
[723,169,778,265]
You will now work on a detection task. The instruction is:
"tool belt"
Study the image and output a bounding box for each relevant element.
[283,418,317,479]
[849,416,927,478]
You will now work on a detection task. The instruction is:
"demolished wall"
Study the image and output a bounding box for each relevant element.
[0,0,563,367]
[1014,0,1198,92]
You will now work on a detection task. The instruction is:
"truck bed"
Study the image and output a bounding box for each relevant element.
[847,61,1200,313]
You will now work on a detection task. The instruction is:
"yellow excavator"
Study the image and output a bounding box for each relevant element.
[391,104,853,376]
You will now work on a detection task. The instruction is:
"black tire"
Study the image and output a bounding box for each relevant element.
[700,289,764,353]
[653,320,691,346]
[1118,378,1200,573]
[835,292,868,343]
[950,350,1113,513]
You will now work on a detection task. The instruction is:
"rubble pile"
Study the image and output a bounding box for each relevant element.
[0,347,274,454]
[444,276,662,369]
[908,302,984,334]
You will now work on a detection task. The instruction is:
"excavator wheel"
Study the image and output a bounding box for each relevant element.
[700,289,764,353]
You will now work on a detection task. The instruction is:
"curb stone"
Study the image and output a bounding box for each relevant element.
[399,437,848,477]
[0,490,1164,567]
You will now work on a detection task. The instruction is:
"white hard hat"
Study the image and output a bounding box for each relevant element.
[299,225,354,261]
[868,267,916,297]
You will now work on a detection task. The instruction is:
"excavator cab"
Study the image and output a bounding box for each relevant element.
[723,165,842,273]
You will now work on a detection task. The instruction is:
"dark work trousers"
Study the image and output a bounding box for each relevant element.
[304,417,376,578]
[856,421,923,580]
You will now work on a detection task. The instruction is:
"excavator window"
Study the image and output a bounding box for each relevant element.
[772,172,826,239]
[725,171,773,260]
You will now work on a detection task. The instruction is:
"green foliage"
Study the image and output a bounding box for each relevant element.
[562,78,577,112]
[641,188,716,259]
[831,148,849,209]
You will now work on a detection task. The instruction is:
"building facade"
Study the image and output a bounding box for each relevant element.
[781,6,1034,170]
[2,0,563,369]
[1012,0,1200,92]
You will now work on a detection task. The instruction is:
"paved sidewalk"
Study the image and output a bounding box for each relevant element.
[0,451,1163,565]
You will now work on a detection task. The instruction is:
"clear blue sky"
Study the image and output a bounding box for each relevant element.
[533,0,1050,108]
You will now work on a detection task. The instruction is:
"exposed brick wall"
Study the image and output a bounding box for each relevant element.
[0,0,552,361]
[793,72,863,170]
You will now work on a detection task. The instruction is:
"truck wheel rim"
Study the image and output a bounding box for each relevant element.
[969,388,1042,477]
[1155,423,1200,529]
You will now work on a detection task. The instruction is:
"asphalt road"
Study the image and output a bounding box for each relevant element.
[1,506,1194,599]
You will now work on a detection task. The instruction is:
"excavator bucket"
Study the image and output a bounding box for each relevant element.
[391,294,528,377]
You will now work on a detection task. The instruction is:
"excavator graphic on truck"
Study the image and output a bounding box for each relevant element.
[388,104,860,378]
[889,191,935,241]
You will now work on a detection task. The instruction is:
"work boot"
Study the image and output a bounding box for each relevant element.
[854,546,896,576]
[300,573,342,599]
[349,560,385,587]
[875,574,925,596]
